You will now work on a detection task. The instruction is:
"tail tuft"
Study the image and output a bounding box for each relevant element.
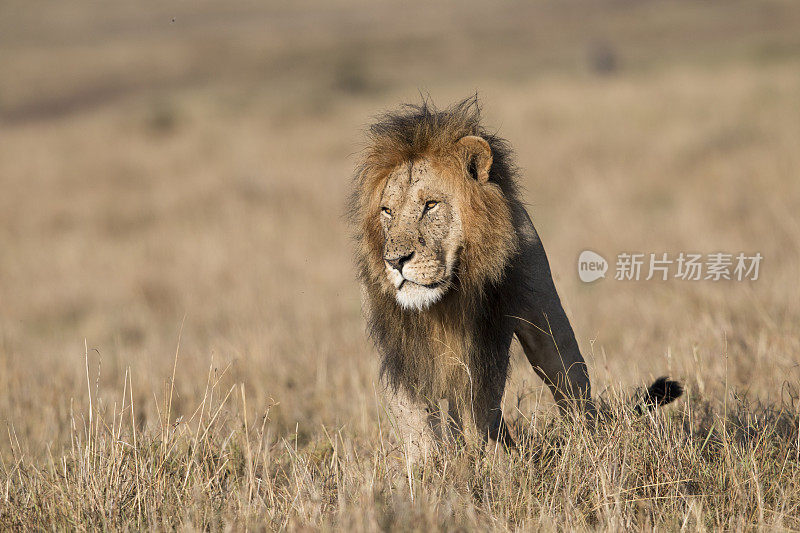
[636,377,684,414]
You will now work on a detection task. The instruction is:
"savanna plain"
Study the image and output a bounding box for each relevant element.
[2,0,800,530]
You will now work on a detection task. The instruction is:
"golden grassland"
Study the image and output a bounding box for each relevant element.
[1,0,800,529]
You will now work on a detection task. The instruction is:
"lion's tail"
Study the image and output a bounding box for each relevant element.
[633,376,684,415]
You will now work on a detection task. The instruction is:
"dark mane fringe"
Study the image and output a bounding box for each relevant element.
[357,95,520,198]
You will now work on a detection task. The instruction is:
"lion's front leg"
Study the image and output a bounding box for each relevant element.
[516,310,595,418]
[515,213,595,417]
[470,386,517,452]
[385,388,437,464]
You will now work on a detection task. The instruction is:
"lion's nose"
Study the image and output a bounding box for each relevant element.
[385,251,414,272]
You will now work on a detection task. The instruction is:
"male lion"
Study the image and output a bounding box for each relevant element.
[350,97,681,459]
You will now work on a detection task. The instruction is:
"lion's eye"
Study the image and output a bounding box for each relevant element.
[381,207,392,218]
[424,200,439,212]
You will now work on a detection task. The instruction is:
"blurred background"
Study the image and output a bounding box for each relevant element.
[1,0,800,457]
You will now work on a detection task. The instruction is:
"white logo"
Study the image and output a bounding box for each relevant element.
[577,250,762,282]
[578,250,608,283]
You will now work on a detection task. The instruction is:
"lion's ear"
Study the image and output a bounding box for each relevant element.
[457,135,493,184]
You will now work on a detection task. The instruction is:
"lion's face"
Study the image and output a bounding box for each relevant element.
[359,131,513,313]
[378,159,463,310]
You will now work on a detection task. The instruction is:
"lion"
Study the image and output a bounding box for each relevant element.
[349,97,682,459]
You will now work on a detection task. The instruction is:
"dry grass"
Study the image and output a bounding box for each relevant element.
[6,351,800,530]
[2,0,800,529]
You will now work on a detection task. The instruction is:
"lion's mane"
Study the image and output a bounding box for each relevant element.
[349,97,532,406]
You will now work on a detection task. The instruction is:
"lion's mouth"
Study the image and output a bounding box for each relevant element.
[385,262,450,297]
[392,275,449,311]
[397,277,447,291]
